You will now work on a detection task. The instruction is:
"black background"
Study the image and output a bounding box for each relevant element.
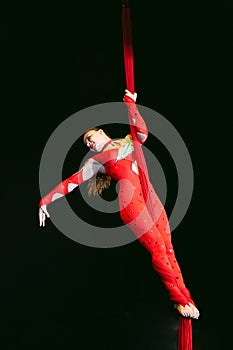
[1,0,232,349]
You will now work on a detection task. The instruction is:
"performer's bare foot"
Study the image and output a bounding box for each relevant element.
[188,302,200,319]
[174,303,200,319]
[174,304,191,317]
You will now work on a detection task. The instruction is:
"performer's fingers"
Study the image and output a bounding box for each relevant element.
[41,205,50,218]
[39,209,43,227]
[42,213,45,227]
[44,208,50,218]
[39,209,45,227]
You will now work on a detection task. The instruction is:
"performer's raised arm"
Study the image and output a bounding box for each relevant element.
[123,89,148,144]
[39,157,105,227]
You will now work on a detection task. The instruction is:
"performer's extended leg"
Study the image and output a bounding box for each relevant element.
[138,225,199,319]
[123,198,199,319]
[149,185,197,305]
[155,209,193,299]
[137,226,188,306]
[124,203,190,306]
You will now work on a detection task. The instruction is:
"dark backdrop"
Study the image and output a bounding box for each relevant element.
[1,1,232,349]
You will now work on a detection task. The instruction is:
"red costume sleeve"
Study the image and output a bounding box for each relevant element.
[39,158,105,207]
[123,94,148,144]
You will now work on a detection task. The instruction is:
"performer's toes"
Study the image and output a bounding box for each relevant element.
[174,304,191,318]
[174,303,199,319]
[188,302,200,319]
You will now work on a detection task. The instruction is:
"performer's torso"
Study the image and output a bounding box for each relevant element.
[93,143,149,222]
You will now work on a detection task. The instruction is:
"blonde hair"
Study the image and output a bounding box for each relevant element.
[87,173,112,196]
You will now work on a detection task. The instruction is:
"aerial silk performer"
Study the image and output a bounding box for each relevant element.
[38,2,200,349]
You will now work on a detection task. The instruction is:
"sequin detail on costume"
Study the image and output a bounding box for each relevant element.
[116,136,134,162]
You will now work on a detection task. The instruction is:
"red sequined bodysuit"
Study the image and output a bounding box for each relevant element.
[39,102,194,308]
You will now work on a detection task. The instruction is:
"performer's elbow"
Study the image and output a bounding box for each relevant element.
[136,131,148,144]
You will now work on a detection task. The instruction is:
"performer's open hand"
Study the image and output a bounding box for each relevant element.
[39,205,50,227]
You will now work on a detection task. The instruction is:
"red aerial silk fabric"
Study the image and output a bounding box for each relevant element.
[122,0,155,223]
[121,1,193,349]
[178,318,193,350]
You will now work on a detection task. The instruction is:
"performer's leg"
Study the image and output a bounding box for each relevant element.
[124,204,189,306]
[137,226,199,318]
[148,184,194,303]
[148,187,199,317]
[155,209,192,298]
[121,196,199,318]
[137,226,188,306]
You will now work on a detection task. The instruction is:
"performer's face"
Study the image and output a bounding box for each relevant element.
[83,129,110,152]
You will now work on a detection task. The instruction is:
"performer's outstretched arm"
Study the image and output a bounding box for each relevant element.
[123,89,148,144]
[39,158,104,226]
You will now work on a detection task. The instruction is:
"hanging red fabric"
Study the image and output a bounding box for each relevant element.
[121,0,134,93]
[121,1,193,350]
[121,0,155,223]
